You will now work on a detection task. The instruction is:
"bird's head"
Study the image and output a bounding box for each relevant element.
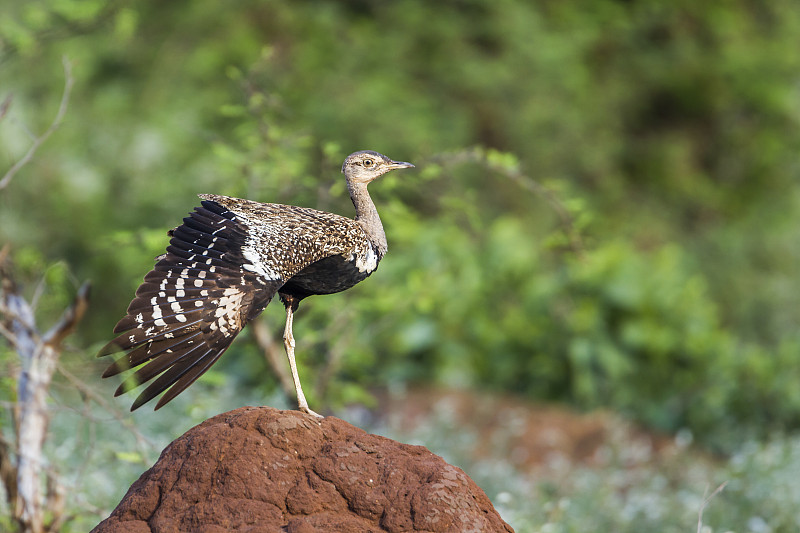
[342,150,415,184]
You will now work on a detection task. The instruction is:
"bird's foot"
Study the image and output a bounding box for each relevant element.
[299,405,324,419]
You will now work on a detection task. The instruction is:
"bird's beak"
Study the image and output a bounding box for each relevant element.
[389,160,415,170]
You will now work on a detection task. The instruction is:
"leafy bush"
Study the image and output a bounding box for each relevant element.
[1,0,799,448]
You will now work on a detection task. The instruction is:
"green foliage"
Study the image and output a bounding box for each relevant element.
[2,3,800,527]
[329,205,800,449]
[2,0,799,441]
[2,1,800,531]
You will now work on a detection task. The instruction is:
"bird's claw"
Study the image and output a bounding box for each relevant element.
[300,405,324,419]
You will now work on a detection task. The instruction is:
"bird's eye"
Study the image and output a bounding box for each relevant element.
[362,159,374,167]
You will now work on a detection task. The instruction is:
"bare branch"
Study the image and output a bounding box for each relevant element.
[0,94,12,123]
[42,282,91,348]
[697,481,728,533]
[0,319,18,347]
[315,307,354,400]
[56,363,158,462]
[0,250,90,533]
[0,435,18,513]
[0,246,24,348]
[497,168,585,258]
[430,147,586,258]
[0,56,74,191]
[251,320,295,400]
[44,474,67,533]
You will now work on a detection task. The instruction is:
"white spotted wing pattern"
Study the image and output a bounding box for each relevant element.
[99,195,382,410]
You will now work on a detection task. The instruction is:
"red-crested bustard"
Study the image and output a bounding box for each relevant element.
[98,150,414,417]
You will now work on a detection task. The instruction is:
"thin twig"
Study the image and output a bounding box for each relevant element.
[430,147,585,258]
[0,435,18,513]
[56,363,157,461]
[0,94,12,122]
[315,306,354,399]
[0,320,18,347]
[42,282,90,347]
[0,56,74,191]
[501,169,585,258]
[251,320,295,401]
[29,271,50,312]
[697,481,728,533]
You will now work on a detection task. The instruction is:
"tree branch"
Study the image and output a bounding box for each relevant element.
[0,56,74,191]
[0,94,12,123]
[56,362,157,462]
[697,481,728,533]
[430,147,586,259]
[42,282,90,347]
[251,320,295,401]
[0,248,90,533]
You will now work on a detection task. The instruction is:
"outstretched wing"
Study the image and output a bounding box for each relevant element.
[99,197,361,411]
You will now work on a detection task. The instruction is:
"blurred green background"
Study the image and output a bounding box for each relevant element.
[2,0,800,531]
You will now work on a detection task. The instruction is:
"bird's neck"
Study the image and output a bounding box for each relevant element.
[348,180,387,255]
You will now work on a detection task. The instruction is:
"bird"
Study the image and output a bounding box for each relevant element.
[98,150,414,417]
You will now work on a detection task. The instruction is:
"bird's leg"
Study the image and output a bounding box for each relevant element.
[282,297,323,418]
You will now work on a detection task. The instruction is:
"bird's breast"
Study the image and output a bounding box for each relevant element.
[354,244,379,274]
[281,246,382,298]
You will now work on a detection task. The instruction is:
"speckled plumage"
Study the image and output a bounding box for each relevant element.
[99,150,414,413]
[204,194,383,290]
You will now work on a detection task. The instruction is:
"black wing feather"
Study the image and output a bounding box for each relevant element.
[99,195,367,411]
[99,201,279,411]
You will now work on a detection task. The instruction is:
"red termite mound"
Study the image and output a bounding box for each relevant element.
[92,406,514,533]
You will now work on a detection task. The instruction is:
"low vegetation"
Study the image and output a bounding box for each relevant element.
[1,1,799,530]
